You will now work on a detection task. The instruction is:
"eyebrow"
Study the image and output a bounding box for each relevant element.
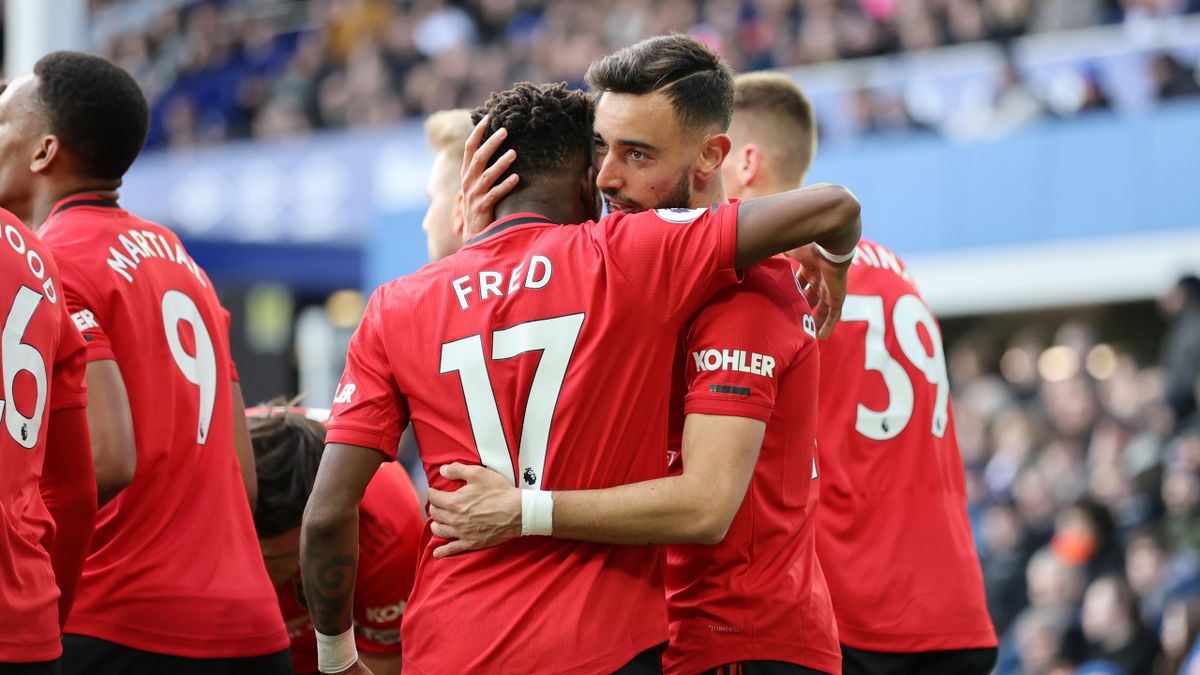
[613,138,660,153]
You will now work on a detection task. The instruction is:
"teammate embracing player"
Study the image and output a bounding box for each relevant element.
[431,36,844,675]
[303,75,860,674]
[720,72,999,675]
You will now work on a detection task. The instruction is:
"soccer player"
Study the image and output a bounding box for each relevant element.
[0,207,95,675]
[0,52,291,674]
[422,108,474,262]
[302,80,860,675]
[722,72,999,675]
[248,405,422,675]
[434,37,841,675]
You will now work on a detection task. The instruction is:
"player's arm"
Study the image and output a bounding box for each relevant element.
[85,360,137,506]
[38,407,97,626]
[301,443,385,675]
[428,414,764,554]
[230,381,257,512]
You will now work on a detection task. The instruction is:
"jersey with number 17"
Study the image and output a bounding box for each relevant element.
[327,206,740,674]
[37,196,289,658]
[814,239,995,653]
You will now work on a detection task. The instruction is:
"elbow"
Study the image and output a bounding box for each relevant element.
[301,500,353,543]
[825,184,861,232]
[689,504,737,545]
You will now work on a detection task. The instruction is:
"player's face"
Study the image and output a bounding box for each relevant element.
[593,91,697,212]
[259,526,301,587]
[720,120,750,200]
[422,149,465,262]
[0,76,43,220]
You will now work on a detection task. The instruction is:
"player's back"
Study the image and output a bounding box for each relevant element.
[0,211,87,663]
[665,257,839,675]
[38,197,288,657]
[815,239,995,652]
[327,206,739,674]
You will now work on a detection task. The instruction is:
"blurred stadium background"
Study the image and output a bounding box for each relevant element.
[7,0,1200,672]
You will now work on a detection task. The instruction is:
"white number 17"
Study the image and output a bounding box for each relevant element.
[841,294,949,441]
[439,313,585,490]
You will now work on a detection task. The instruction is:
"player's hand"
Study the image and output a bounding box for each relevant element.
[331,660,374,675]
[460,114,520,236]
[427,463,521,558]
[788,244,849,340]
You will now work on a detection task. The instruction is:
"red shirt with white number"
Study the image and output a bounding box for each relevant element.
[814,239,996,653]
[326,206,740,674]
[664,258,840,675]
[38,196,289,658]
[278,462,422,674]
[0,210,87,662]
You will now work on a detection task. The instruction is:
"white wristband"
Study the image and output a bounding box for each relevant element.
[315,627,358,673]
[816,243,856,265]
[521,490,554,536]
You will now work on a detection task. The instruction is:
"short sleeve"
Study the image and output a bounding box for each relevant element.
[55,258,115,363]
[325,289,409,457]
[682,262,813,423]
[601,203,740,329]
[50,300,88,413]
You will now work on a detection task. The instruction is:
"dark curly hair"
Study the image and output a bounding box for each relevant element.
[585,34,734,132]
[34,51,149,181]
[249,410,326,538]
[470,81,595,187]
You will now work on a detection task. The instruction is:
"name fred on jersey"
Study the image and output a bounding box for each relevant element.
[451,254,552,310]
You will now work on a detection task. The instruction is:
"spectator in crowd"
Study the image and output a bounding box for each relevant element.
[88,0,1199,149]
[1063,574,1161,673]
[1161,276,1200,425]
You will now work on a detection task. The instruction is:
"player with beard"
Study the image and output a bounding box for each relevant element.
[430,36,845,675]
[303,80,859,675]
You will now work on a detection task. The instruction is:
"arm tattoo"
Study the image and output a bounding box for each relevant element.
[304,553,357,632]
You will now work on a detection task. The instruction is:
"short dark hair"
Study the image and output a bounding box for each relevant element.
[733,72,818,180]
[249,411,326,538]
[470,82,594,187]
[33,51,149,181]
[585,34,734,132]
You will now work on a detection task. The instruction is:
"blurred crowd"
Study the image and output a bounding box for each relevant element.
[953,276,1200,674]
[87,0,1200,149]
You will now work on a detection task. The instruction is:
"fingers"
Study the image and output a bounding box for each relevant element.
[428,503,456,524]
[440,462,472,481]
[430,520,461,540]
[461,115,490,181]
[426,487,452,510]
[478,149,516,190]
[481,174,520,211]
[464,126,509,188]
[432,538,479,559]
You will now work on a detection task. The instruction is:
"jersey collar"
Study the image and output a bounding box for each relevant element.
[50,194,121,217]
[465,212,555,247]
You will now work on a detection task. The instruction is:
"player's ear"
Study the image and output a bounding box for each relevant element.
[452,190,465,240]
[580,162,600,220]
[740,143,763,189]
[694,133,732,181]
[30,134,59,175]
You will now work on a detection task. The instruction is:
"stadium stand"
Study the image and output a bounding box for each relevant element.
[82,0,1200,148]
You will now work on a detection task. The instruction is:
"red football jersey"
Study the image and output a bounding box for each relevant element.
[814,239,996,652]
[38,196,289,658]
[278,462,422,674]
[664,257,840,675]
[0,211,87,662]
[326,206,740,673]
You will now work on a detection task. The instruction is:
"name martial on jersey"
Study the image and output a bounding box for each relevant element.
[104,225,206,286]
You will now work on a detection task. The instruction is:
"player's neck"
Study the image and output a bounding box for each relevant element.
[492,192,586,229]
[31,180,121,230]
